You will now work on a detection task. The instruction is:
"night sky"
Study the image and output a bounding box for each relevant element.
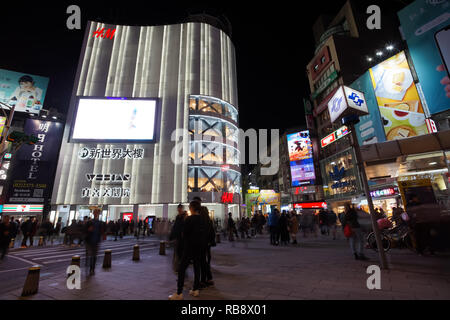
[0,0,407,132]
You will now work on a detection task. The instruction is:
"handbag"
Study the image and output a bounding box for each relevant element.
[343,224,354,238]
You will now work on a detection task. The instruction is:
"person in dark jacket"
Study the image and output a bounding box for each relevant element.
[343,204,368,260]
[199,204,215,288]
[169,204,187,273]
[227,213,238,241]
[278,211,290,245]
[20,218,33,247]
[169,201,206,300]
[0,216,13,260]
[268,210,280,245]
[85,209,104,275]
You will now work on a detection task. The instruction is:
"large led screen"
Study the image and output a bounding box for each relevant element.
[287,131,315,186]
[71,98,158,142]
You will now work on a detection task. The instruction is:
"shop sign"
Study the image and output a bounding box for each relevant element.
[321,125,349,148]
[328,85,368,123]
[86,173,130,182]
[293,202,327,209]
[425,118,437,133]
[247,189,259,194]
[3,204,44,213]
[78,147,144,160]
[221,192,234,203]
[370,187,399,198]
[81,187,130,198]
[311,70,339,100]
[329,165,349,189]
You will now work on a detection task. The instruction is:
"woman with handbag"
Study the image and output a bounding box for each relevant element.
[344,203,368,261]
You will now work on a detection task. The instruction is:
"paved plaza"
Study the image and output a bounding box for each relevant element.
[1,233,450,300]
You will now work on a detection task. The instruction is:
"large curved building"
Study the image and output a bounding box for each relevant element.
[51,19,240,225]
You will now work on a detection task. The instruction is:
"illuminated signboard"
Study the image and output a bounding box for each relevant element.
[71,97,158,142]
[3,204,44,213]
[327,86,368,124]
[287,131,315,186]
[293,202,327,209]
[370,187,399,198]
[321,126,350,148]
[221,192,234,203]
[122,213,133,221]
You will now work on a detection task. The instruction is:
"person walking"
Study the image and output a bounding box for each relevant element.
[289,212,299,244]
[136,219,143,239]
[169,204,187,273]
[85,209,104,275]
[199,205,215,288]
[327,210,338,240]
[279,211,290,245]
[227,213,238,241]
[20,218,32,247]
[169,201,206,300]
[54,218,62,244]
[268,210,280,245]
[0,216,13,260]
[30,217,38,246]
[343,204,368,260]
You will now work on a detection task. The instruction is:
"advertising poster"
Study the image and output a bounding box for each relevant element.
[398,1,450,115]
[7,120,64,204]
[287,131,315,186]
[350,72,386,145]
[0,68,49,114]
[369,51,430,140]
[0,116,6,137]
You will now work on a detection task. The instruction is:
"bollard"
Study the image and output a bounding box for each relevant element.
[216,233,221,244]
[9,238,15,249]
[159,241,166,255]
[71,255,81,267]
[103,250,112,268]
[21,265,41,296]
[38,236,44,246]
[132,245,140,261]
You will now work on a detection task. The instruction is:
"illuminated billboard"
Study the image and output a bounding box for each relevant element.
[287,131,315,186]
[71,97,158,142]
[0,69,49,114]
[369,51,429,140]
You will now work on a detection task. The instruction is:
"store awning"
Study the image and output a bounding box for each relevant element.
[361,129,450,162]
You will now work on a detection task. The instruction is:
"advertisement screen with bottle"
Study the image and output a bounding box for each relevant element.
[0,68,49,114]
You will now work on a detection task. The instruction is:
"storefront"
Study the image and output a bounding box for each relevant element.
[1,204,44,223]
[320,147,363,212]
[245,190,281,216]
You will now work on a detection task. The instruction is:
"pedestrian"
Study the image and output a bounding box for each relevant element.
[327,210,338,240]
[289,212,299,244]
[30,217,38,246]
[319,209,329,236]
[54,218,62,243]
[198,204,215,288]
[169,204,187,273]
[20,218,33,247]
[0,216,13,260]
[227,213,238,241]
[279,211,290,245]
[169,201,205,300]
[85,209,104,275]
[343,203,368,260]
[10,217,18,240]
[136,219,143,239]
[268,210,280,245]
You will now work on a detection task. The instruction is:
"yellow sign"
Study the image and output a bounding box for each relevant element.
[247,189,259,194]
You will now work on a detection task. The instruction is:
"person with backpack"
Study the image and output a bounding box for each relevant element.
[343,204,368,261]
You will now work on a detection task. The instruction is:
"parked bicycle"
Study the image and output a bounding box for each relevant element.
[367,216,415,253]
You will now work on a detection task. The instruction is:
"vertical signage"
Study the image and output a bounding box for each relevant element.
[8,120,64,203]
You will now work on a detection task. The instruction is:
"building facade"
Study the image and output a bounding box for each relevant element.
[51,20,240,227]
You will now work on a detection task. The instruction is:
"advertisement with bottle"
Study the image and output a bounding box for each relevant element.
[369,51,430,141]
[0,68,49,114]
[398,0,450,115]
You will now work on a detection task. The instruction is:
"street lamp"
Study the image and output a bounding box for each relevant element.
[342,114,388,270]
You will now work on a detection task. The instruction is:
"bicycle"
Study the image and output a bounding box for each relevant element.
[367,217,416,253]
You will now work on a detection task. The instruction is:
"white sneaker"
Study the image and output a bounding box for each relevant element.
[189,289,200,297]
[168,293,183,300]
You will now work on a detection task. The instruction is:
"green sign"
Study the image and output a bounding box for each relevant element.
[311,70,338,100]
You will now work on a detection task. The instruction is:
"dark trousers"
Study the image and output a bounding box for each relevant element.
[270,226,279,244]
[21,234,32,246]
[86,243,99,272]
[0,244,8,259]
[177,249,201,294]
[201,246,212,283]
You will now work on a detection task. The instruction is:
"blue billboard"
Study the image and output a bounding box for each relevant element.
[350,71,386,145]
[287,131,315,186]
[398,1,450,115]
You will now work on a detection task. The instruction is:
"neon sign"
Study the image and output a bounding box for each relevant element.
[321,125,350,148]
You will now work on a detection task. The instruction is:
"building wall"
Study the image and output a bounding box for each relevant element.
[52,21,238,206]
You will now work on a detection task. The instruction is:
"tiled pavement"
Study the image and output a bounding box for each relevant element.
[2,233,450,300]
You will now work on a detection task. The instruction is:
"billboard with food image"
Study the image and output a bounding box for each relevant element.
[369,51,430,140]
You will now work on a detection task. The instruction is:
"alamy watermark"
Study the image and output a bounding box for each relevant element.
[66,265,81,290]
[366,265,381,290]
[171,127,280,176]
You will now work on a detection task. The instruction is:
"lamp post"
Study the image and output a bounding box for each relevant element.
[343,114,388,269]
